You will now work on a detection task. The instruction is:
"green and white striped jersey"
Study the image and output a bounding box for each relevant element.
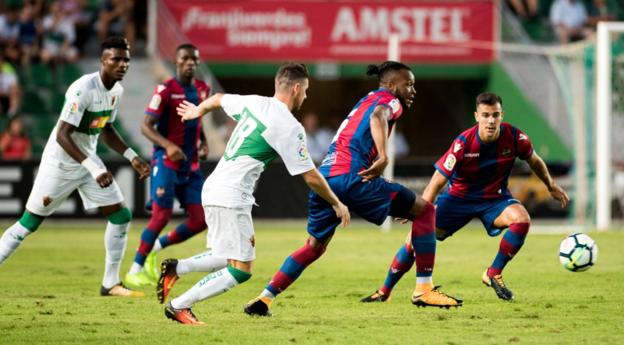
[203,94,315,208]
[41,72,123,178]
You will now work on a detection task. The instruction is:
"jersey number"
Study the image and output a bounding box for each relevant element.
[331,109,356,143]
[225,115,258,158]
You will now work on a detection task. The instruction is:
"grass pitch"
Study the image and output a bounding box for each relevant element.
[0,220,622,345]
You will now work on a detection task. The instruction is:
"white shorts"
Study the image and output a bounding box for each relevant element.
[205,205,255,262]
[25,167,125,216]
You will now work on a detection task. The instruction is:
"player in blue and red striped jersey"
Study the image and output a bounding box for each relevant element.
[124,44,221,287]
[244,61,462,316]
[361,92,570,302]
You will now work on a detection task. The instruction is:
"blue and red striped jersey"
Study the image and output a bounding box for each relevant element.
[145,78,210,172]
[434,123,534,200]
[319,88,403,177]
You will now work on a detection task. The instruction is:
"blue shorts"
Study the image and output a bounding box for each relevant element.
[434,193,519,240]
[148,156,204,209]
[307,173,415,240]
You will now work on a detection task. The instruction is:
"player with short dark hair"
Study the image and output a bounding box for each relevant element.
[0,36,151,297]
[124,43,213,287]
[156,62,350,324]
[361,91,569,302]
[244,61,463,317]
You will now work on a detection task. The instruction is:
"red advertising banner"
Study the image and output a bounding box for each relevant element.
[159,0,497,63]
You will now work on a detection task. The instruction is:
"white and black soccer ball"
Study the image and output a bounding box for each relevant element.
[559,233,598,272]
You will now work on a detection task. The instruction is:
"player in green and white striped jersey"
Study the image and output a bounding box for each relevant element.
[157,62,350,325]
[0,37,150,297]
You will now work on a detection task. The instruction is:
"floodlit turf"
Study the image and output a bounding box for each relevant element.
[0,220,622,345]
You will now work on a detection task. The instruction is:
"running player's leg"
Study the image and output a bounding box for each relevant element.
[351,179,461,307]
[361,185,417,302]
[99,202,142,297]
[361,233,414,302]
[127,160,174,283]
[0,212,44,264]
[153,171,207,251]
[245,176,346,316]
[147,172,208,280]
[77,175,142,297]
[405,195,463,307]
[362,192,472,302]
[165,206,253,324]
[481,199,530,300]
[0,172,79,264]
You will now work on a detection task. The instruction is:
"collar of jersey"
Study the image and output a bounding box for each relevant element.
[95,71,117,92]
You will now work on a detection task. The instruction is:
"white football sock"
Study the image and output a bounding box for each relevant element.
[176,250,228,276]
[171,267,237,309]
[103,222,129,289]
[152,239,163,253]
[416,277,433,285]
[0,222,32,264]
[128,262,142,275]
[260,289,276,300]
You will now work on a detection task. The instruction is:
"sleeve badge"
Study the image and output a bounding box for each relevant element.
[443,154,456,171]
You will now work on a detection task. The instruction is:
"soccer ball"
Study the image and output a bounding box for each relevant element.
[559,233,598,272]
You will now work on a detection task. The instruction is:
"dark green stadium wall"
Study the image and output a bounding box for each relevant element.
[208,62,571,162]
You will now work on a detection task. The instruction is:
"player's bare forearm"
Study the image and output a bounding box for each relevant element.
[359,106,390,181]
[422,170,448,203]
[301,168,350,227]
[198,93,224,114]
[527,152,554,190]
[527,152,570,207]
[141,115,173,148]
[177,94,224,121]
[370,106,390,163]
[56,120,88,163]
[101,123,131,155]
[302,169,340,205]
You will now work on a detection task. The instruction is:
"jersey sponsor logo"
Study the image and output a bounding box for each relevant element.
[464,152,479,158]
[389,98,401,113]
[171,94,186,99]
[519,133,528,141]
[501,148,512,156]
[453,142,462,153]
[89,116,110,129]
[443,154,456,170]
[149,94,162,110]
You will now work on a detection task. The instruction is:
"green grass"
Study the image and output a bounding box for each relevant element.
[0,221,622,345]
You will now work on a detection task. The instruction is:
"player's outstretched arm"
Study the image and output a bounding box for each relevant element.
[527,152,570,208]
[101,123,150,180]
[301,168,350,228]
[422,170,448,203]
[177,93,224,121]
[358,105,390,182]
